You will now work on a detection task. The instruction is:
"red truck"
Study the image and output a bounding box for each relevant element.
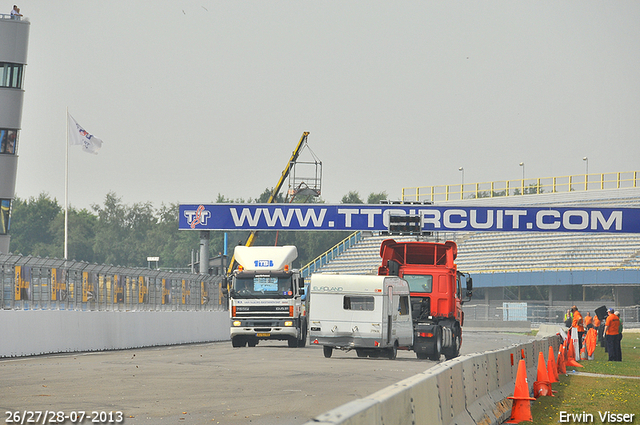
[378,239,473,360]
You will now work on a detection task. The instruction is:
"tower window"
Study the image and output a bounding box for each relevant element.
[0,62,23,89]
[0,199,10,234]
[0,129,18,154]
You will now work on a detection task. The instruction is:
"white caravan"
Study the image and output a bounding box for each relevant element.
[308,274,413,359]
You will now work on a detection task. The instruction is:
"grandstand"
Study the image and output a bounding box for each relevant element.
[303,174,640,323]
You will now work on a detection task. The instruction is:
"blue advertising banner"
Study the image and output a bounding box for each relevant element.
[179,204,640,233]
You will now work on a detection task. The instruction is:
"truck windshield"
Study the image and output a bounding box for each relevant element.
[233,275,293,298]
[403,274,433,293]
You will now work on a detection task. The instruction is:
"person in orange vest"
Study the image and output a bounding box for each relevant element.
[615,311,623,361]
[584,312,593,329]
[571,306,585,351]
[604,308,621,361]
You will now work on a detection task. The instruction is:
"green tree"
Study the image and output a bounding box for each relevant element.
[341,191,364,204]
[254,187,285,203]
[144,203,199,270]
[92,193,156,267]
[48,207,98,261]
[9,194,61,255]
[7,188,373,271]
[367,191,388,204]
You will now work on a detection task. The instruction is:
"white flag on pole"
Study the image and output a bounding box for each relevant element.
[67,113,103,154]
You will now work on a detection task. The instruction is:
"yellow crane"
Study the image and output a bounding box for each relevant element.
[226,132,310,275]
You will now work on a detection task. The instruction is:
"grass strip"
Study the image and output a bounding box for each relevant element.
[518,332,640,424]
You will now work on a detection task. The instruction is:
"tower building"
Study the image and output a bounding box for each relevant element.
[0,13,29,253]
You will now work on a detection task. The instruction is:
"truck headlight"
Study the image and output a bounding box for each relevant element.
[284,321,293,327]
[233,321,242,327]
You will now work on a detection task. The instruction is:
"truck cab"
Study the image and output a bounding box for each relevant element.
[227,246,307,348]
[378,239,472,360]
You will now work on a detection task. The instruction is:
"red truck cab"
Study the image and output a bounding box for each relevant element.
[378,239,472,360]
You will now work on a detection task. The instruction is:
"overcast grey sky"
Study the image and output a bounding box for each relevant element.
[14,1,640,210]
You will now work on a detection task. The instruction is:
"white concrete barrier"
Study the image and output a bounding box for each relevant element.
[304,335,561,425]
[0,310,230,357]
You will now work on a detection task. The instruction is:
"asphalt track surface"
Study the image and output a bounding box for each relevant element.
[1,332,535,425]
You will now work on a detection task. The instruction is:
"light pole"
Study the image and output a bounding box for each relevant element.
[519,162,525,195]
[583,157,588,190]
[583,156,588,175]
[458,167,464,199]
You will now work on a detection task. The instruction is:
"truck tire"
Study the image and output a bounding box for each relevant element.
[297,323,307,348]
[323,346,333,358]
[443,330,461,360]
[428,327,442,361]
[231,337,245,348]
[288,338,298,348]
[356,349,367,358]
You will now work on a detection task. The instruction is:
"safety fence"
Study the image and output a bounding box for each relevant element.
[402,170,640,202]
[0,253,225,312]
[303,335,561,425]
[463,302,640,326]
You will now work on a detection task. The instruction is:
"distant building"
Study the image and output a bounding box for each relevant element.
[0,13,29,253]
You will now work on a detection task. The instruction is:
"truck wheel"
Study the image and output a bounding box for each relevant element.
[247,339,257,347]
[231,337,245,348]
[356,349,367,358]
[387,342,398,360]
[297,326,307,348]
[416,352,428,360]
[288,338,298,348]
[428,327,442,361]
[444,333,460,360]
[323,346,333,358]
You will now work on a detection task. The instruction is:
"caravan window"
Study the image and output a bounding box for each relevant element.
[398,295,410,315]
[343,296,374,311]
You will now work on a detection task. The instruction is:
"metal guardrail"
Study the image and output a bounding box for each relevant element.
[0,253,224,311]
[0,14,25,21]
[300,231,363,278]
[402,171,640,202]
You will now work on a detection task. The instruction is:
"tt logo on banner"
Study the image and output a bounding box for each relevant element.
[184,205,211,229]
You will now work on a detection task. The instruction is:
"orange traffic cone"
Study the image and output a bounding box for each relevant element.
[567,336,577,360]
[547,346,559,383]
[557,347,566,375]
[533,351,553,397]
[585,328,597,360]
[506,359,536,423]
[565,342,584,369]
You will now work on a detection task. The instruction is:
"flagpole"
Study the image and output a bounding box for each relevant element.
[64,108,69,260]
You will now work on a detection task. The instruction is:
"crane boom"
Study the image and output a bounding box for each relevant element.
[227,132,310,274]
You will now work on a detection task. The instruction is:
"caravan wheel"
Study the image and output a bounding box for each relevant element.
[387,342,398,360]
[323,346,333,358]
